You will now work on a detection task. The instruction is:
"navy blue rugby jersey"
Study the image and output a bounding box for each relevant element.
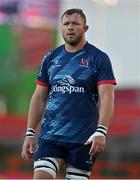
[36,42,116,143]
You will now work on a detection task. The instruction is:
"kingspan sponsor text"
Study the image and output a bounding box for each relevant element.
[52,85,85,94]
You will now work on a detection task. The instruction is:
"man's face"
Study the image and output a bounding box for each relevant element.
[61,13,87,45]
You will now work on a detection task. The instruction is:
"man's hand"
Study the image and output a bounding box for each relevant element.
[21,137,35,160]
[85,135,106,155]
[84,125,107,155]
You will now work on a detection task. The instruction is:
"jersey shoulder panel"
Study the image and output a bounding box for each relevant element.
[36,45,63,86]
[86,43,116,85]
[86,43,108,58]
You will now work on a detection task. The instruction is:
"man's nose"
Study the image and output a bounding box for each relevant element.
[67,23,74,29]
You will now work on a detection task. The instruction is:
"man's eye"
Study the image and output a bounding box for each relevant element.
[73,22,80,25]
[63,22,69,26]
[63,22,80,26]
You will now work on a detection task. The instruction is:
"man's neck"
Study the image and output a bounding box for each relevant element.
[65,39,87,52]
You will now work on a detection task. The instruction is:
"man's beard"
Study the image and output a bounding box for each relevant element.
[63,34,83,46]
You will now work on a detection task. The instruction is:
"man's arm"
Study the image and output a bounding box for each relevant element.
[85,84,115,155]
[98,84,115,127]
[27,85,48,129]
[21,85,48,160]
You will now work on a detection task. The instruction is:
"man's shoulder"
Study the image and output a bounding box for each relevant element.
[87,42,108,57]
[42,45,64,62]
[45,45,64,56]
[53,44,64,52]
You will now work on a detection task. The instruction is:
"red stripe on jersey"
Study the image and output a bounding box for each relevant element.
[36,80,48,86]
[97,80,117,85]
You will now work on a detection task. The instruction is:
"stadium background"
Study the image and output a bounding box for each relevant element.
[0,0,140,178]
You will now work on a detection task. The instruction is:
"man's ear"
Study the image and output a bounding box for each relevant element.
[84,25,89,32]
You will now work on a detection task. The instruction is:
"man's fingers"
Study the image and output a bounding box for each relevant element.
[89,144,103,155]
[22,150,28,160]
[21,137,35,161]
[22,144,29,160]
[22,148,34,160]
[89,141,97,155]
[29,143,34,154]
[89,136,106,155]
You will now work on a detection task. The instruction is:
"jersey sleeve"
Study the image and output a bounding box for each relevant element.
[36,51,52,86]
[97,54,117,85]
